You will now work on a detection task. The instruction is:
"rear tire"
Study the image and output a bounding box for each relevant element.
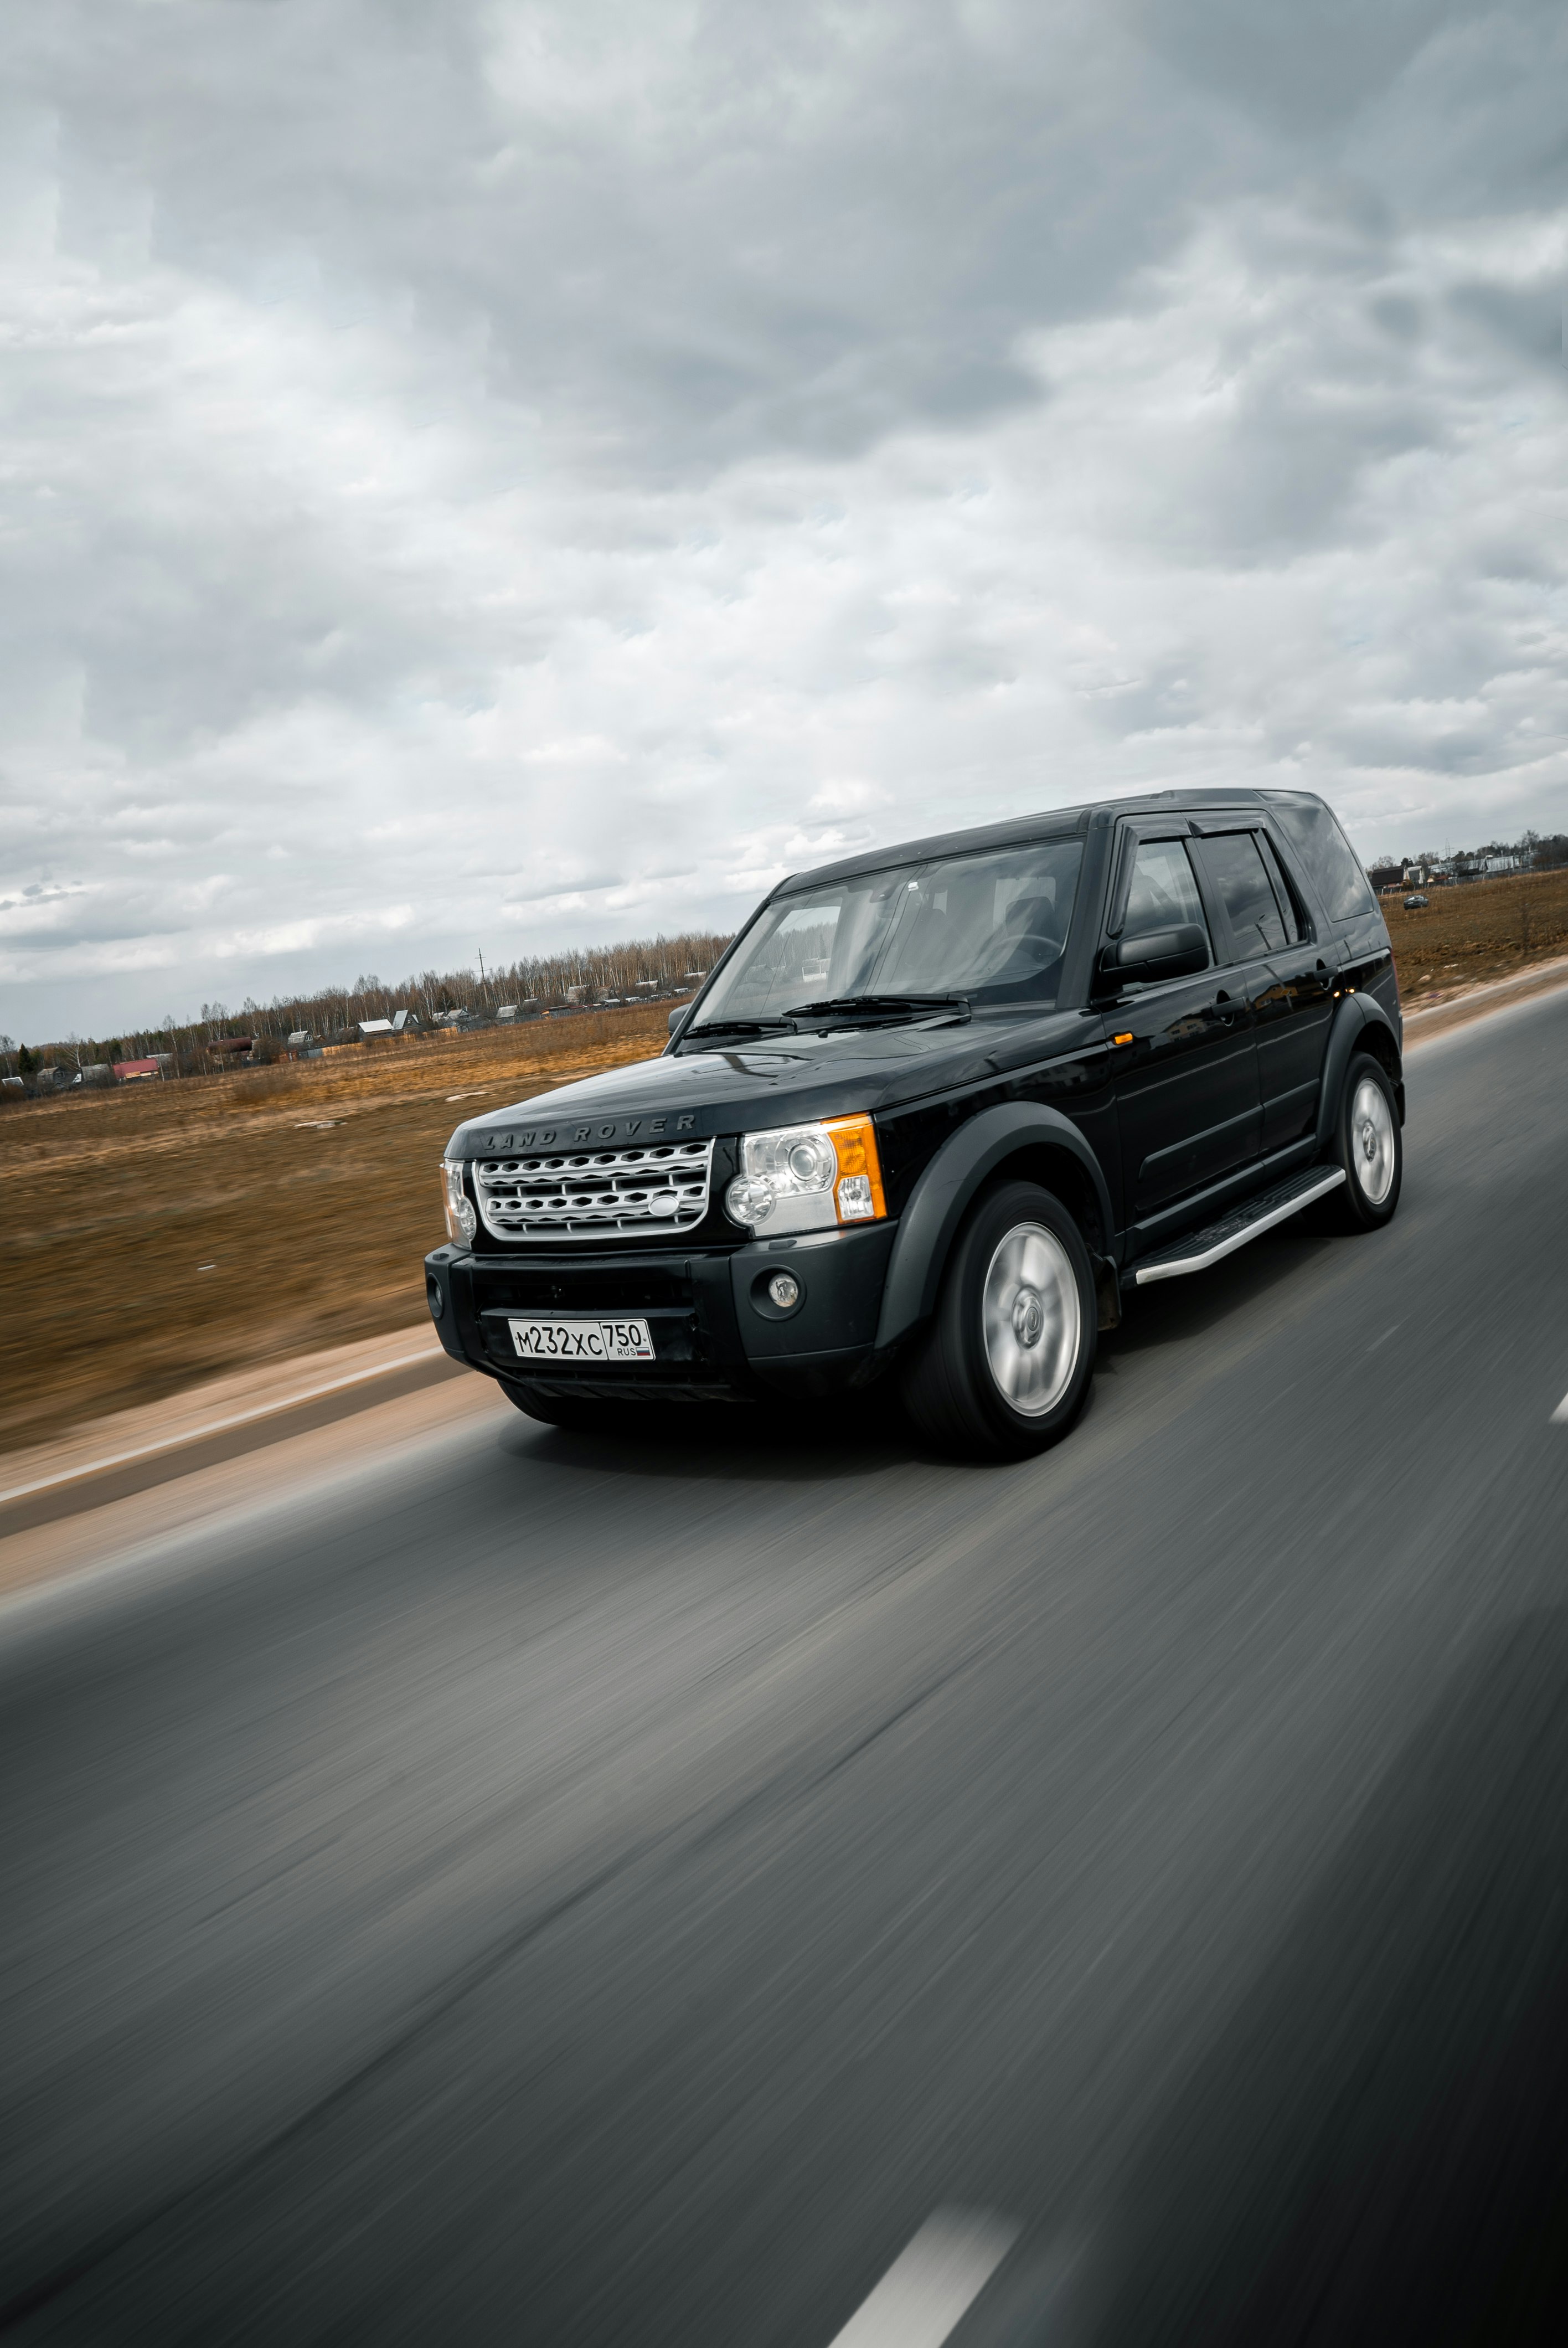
[1325,1051,1402,1232]
[900,1180,1097,1461]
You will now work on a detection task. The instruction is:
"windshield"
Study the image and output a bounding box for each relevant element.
[692,836,1084,1029]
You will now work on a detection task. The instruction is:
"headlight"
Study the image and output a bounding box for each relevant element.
[724,1114,886,1234]
[441,1158,478,1245]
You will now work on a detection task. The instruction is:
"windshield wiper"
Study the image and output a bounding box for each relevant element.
[783,993,971,1023]
[680,1016,798,1041]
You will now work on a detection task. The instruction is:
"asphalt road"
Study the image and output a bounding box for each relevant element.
[4,990,1568,2346]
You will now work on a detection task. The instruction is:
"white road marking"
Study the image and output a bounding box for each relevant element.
[827,2208,1020,2348]
[1552,1393,1568,1424]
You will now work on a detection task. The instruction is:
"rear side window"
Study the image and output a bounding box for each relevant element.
[1270,799,1376,923]
[1200,832,1289,958]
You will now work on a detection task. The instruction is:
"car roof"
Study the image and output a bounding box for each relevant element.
[772,787,1323,896]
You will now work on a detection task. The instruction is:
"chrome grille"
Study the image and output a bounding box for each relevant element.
[473,1139,714,1242]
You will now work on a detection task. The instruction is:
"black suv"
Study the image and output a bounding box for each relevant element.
[425,790,1403,1459]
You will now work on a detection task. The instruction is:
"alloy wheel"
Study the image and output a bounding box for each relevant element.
[981,1221,1081,1417]
[1350,1074,1396,1205]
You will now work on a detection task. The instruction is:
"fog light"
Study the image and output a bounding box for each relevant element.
[767,1271,801,1310]
[426,1275,445,1321]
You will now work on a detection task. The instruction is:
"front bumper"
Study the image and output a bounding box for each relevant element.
[424,1221,898,1402]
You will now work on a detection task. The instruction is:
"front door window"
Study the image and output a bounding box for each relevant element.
[1122,840,1211,965]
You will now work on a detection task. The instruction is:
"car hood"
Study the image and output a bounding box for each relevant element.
[447,1009,1096,1155]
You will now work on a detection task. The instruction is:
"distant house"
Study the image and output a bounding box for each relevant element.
[358,1018,395,1037]
[113,1058,163,1083]
[208,1036,254,1059]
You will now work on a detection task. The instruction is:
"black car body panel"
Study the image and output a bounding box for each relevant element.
[426,788,1402,1408]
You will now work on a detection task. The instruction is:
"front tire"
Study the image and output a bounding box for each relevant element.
[900,1180,1097,1460]
[1326,1051,1402,1231]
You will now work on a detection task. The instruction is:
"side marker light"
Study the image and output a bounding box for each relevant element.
[1112,1032,1133,1046]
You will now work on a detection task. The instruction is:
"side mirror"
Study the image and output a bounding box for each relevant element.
[1098,924,1209,987]
[667,1005,689,1036]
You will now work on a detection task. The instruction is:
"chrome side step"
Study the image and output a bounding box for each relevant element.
[1132,1166,1346,1285]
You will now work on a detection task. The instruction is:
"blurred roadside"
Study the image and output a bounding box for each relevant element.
[0,1003,667,1457]
[0,1349,507,1608]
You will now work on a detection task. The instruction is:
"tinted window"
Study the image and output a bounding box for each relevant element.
[1256,833,1303,943]
[1202,832,1288,957]
[695,836,1084,1023]
[1269,798,1376,923]
[1122,839,1211,960]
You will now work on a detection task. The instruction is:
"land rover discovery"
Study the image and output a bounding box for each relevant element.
[424,790,1402,1460]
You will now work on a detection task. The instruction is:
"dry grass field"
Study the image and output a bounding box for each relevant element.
[1382,867,1568,1000]
[0,1006,669,1456]
[5,868,1567,1456]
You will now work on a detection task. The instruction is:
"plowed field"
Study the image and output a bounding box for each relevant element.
[1383,868,1568,1003]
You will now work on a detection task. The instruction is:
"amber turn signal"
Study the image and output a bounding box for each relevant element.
[1112,1032,1133,1046]
[823,1113,887,1224]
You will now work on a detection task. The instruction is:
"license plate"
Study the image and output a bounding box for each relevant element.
[507,1316,656,1364]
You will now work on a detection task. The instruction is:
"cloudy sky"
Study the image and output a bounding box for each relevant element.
[2,0,1565,1041]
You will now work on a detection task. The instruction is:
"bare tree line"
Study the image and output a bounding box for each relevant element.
[2,928,733,1084]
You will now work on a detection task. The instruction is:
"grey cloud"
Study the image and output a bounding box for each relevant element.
[1446,281,1565,370]
[1132,0,1461,132]
[11,2,1261,472]
[2,1,1566,1035]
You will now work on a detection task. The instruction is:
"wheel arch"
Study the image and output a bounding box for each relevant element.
[1353,1011,1401,1088]
[1313,995,1402,1157]
[876,1103,1115,1350]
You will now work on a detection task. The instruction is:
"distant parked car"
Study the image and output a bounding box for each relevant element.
[1403,892,1428,909]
